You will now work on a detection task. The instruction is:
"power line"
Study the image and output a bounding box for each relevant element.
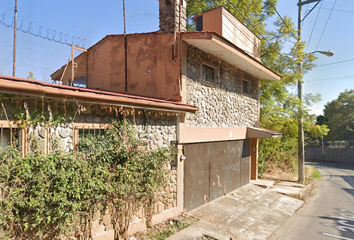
[315,0,337,50]
[224,0,291,65]
[268,2,297,39]
[305,0,323,51]
[321,7,354,14]
[306,75,354,83]
[313,58,354,68]
[301,0,321,23]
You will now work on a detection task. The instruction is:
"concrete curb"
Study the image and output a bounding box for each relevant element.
[297,179,319,200]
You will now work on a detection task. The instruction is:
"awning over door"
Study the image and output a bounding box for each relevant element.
[247,127,282,139]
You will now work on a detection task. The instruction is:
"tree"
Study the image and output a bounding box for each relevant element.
[187,0,322,174]
[323,89,354,141]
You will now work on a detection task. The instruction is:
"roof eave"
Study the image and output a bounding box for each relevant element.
[181,32,281,81]
[0,76,198,114]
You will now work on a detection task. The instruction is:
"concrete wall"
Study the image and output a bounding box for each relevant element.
[306,146,354,164]
[185,44,259,128]
[86,33,181,101]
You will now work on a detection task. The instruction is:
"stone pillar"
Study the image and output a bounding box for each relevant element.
[159,0,187,33]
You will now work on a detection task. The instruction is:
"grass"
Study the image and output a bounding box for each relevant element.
[304,165,322,184]
[309,165,322,179]
[133,215,196,240]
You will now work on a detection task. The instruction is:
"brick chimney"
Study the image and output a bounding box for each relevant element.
[159,0,187,33]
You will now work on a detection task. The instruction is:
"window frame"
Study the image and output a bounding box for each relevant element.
[0,120,27,157]
[73,123,111,151]
[242,79,251,95]
[200,61,220,86]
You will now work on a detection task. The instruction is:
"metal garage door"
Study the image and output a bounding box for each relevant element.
[184,140,250,212]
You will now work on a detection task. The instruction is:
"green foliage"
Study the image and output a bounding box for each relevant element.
[323,89,354,140]
[0,149,107,239]
[27,71,36,80]
[0,120,175,240]
[145,218,192,240]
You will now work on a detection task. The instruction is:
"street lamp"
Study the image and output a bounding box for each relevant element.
[311,50,335,57]
[297,0,334,183]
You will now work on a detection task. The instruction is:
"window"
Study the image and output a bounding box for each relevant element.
[242,80,250,94]
[202,64,219,85]
[73,123,111,152]
[196,16,203,31]
[0,120,26,157]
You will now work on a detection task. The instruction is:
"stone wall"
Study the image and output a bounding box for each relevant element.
[0,98,177,150]
[159,0,187,33]
[0,95,180,238]
[185,45,259,128]
[91,168,178,238]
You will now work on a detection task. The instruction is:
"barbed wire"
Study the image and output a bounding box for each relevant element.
[0,11,86,47]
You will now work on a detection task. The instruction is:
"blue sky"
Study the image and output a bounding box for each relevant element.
[275,0,354,115]
[0,0,353,115]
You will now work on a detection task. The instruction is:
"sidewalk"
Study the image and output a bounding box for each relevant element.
[166,184,304,240]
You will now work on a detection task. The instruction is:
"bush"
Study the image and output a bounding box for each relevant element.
[0,119,175,240]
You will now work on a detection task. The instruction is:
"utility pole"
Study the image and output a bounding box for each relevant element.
[123,0,128,92]
[297,0,322,183]
[12,0,17,77]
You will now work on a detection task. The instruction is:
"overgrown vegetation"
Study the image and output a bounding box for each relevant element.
[133,215,196,240]
[0,119,175,240]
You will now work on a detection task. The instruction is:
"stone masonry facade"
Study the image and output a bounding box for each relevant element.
[185,44,260,128]
[0,98,177,151]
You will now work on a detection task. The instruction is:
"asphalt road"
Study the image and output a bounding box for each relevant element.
[269,162,354,240]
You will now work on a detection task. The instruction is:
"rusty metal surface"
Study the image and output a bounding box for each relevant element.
[209,141,229,201]
[184,140,251,212]
[184,143,210,212]
[228,141,242,191]
[241,140,251,187]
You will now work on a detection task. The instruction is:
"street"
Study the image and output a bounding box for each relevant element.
[269,162,354,240]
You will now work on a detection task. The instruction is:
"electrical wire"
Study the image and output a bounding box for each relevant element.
[268,2,297,39]
[306,75,354,83]
[321,7,354,14]
[315,0,337,50]
[313,58,354,68]
[225,0,293,66]
[301,0,322,23]
[305,0,323,51]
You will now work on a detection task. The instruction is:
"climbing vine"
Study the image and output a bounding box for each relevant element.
[0,119,175,240]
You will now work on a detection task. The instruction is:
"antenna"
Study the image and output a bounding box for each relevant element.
[12,0,17,77]
[123,0,128,92]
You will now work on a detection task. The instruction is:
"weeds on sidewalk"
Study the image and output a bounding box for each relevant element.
[132,215,197,240]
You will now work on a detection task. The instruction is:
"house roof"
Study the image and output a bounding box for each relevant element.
[0,75,198,113]
[181,31,281,81]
